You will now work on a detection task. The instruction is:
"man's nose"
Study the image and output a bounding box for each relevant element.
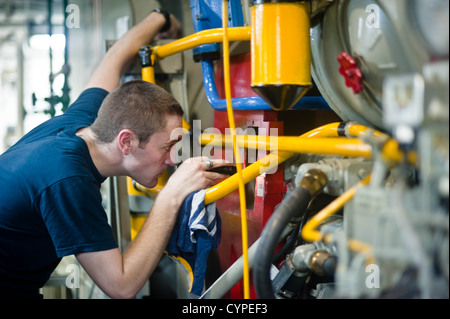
[164,153,177,166]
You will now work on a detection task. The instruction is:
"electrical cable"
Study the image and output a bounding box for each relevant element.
[222,0,251,299]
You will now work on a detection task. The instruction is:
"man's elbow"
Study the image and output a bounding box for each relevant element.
[104,286,139,299]
[100,280,141,299]
[107,290,137,299]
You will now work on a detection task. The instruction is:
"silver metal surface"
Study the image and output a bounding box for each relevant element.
[310,0,434,129]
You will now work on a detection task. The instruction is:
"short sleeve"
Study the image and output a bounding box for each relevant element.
[12,88,110,148]
[37,176,118,257]
[64,87,109,119]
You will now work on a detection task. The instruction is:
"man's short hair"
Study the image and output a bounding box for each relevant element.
[91,80,184,147]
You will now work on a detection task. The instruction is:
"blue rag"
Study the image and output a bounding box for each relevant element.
[166,189,221,296]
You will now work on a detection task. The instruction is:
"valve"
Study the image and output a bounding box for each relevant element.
[337,52,363,94]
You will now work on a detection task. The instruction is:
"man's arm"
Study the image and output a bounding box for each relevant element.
[76,158,228,299]
[75,187,181,299]
[84,11,180,93]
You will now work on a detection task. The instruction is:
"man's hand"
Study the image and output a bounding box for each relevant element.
[163,156,231,207]
[154,13,182,40]
[84,10,181,93]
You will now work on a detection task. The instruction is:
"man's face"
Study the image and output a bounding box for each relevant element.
[127,114,182,188]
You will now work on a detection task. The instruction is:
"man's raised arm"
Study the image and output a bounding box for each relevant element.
[84,10,180,93]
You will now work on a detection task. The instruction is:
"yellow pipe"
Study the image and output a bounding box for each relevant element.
[347,239,375,265]
[302,122,341,138]
[346,123,387,139]
[205,121,408,206]
[276,136,369,159]
[152,27,251,60]
[130,214,147,241]
[140,45,156,85]
[200,135,372,158]
[382,139,417,165]
[142,66,155,84]
[301,174,372,243]
[222,0,250,300]
[204,122,342,205]
[323,229,375,264]
[345,122,417,165]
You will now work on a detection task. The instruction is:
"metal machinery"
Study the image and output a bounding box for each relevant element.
[128,0,449,299]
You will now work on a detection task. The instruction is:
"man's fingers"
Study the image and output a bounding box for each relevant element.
[182,157,233,168]
[206,166,237,176]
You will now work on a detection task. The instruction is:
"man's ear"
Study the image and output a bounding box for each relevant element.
[117,129,136,155]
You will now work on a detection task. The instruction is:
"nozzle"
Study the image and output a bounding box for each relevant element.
[252,84,310,111]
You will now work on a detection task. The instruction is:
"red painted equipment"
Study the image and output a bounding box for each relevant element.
[214,52,286,298]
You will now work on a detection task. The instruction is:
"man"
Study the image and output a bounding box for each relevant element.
[0,10,227,299]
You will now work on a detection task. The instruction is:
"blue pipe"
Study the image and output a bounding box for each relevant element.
[201,60,331,111]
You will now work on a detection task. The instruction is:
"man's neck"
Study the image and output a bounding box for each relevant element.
[76,127,123,178]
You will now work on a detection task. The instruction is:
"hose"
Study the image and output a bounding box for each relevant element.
[253,169,327,299]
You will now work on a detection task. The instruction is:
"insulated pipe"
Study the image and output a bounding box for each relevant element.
[253,169,328,299]
[202,122,413,204]
[204,122,341,205]
[344,122,417,164]
[152,27,251,60]
[200,135,373,158]
[139,45,155,84]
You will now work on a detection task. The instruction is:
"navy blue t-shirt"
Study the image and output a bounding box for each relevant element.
[0,88,118,298]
